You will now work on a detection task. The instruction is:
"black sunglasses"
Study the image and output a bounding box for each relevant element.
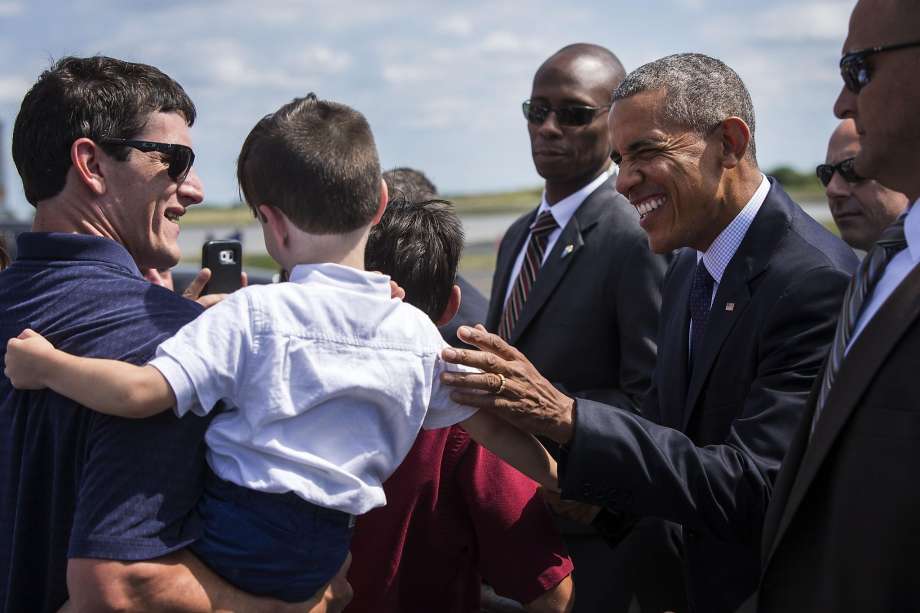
[840,39,920,93]
[816,157,864,187]
[522,100,610,127]
[100,138,195,183]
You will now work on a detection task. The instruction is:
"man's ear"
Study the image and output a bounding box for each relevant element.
[259,204,290,247]
[70,138,107,195]
[372,179,388,225]
[435,283,462,326]
[718,117,751,169]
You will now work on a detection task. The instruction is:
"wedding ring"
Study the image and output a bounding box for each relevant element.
[496,373,506,395]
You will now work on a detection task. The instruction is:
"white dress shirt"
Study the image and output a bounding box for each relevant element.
[149,263,477,515]
[847,199,920,351]
[503,169,613,306]
[690,174,770,348]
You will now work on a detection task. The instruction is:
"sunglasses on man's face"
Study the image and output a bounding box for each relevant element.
[816,157,864,187]
[839,39,920,93]
[101,138,196,183]
[522,100,610,127]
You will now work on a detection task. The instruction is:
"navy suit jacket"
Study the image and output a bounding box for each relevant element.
[559,180,858,612]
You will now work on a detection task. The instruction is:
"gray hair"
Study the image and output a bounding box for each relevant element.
[613,53,757,160]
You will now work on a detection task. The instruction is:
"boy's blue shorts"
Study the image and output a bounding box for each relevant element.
[191,470,354,602]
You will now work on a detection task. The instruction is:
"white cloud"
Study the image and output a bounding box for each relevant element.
[0,1,23,17]
[437,14,474,37]
[756,3,850,42]
[0,75,29,102]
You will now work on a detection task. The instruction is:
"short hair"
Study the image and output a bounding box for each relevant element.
[12,56,196,205]
[613,53,757,160]
[237,94,382,234]
[383,167,438,201]
[365,197,463,321]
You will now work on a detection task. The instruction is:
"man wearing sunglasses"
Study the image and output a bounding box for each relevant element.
[483,43,669,612]
[0,57,347,612]
[755,2,920,610]
[819,118,908,252]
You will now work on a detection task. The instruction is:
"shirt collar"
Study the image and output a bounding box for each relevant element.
[288,262,392,293]
[698,174,770,283]
[537,168,612,230]
[16,232,142,277]
[904,198,920,264]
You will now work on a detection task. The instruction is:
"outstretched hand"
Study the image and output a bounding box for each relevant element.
[5,329,56,390]
[440,325,576,444]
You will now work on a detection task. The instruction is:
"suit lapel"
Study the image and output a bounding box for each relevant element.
[507,177,612,345]
[486,209,536,331]
[658,251,694,429]
[764,261,920,566]
[508,210,587,345]
[681,186,789,429]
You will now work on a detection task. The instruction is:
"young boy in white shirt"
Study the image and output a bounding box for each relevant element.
[4,94,557,603]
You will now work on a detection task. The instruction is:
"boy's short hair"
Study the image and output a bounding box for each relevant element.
[237,94,382,234]
[382,167,438,201]
[13,55,195,205]
[365,197,463,321]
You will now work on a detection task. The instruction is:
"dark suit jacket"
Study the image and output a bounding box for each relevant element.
[559,180,858,613]
[754,229,920,612]
[486,174,667,413]
[440,275,488,349]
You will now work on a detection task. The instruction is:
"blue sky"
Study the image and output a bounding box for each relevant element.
[0,0,853,217]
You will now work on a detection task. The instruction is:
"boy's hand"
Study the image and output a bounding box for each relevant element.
[5,329,56,389]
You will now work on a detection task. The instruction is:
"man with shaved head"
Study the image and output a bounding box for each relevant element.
[821,118,908,251]
[484,43,668,611]
[755,1,920,609]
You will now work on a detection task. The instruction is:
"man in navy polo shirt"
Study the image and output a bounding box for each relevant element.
[0,57,344,612]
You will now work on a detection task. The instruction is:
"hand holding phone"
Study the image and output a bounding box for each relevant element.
[201,240,243,295]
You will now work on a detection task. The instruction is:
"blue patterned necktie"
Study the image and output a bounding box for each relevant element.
[812,216,907,430]
[499,211,558,340]
[689,258,715,372]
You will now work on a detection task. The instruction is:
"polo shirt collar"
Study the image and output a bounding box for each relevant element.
[16,232,142,277]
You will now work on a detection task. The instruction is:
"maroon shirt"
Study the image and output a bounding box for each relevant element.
[347,425,573,612]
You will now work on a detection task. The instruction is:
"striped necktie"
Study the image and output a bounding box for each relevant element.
[499,211,558,340]
[812,217,907,430]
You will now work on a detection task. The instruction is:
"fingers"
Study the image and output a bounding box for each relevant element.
[447,390,520,412]
[455,326,521,361]
[195,293,227,309]
[388,280,406,301]
[17,328,38,340]
[440,370,507,394]
[240,271,249,288]
[182,268,212,300]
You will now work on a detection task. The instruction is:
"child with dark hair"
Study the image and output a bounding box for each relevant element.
[5,95,557,603]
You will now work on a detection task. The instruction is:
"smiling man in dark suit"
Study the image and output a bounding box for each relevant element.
[486,43,668,612]
[754,1,920,610]
[444,53,857,613]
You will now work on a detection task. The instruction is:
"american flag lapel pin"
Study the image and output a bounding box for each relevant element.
[725,302,735,312]
[562,244,575,258]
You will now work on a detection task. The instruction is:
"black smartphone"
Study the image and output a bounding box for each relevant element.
[201,239,243,295]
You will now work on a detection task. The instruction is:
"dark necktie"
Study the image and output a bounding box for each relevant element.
[499,211,558,340]
[812,217,908,428]
[688,259,715,372]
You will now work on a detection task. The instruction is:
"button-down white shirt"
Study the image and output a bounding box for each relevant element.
[503,168,613,306]
[847,199,920,350]
[150,263,477,515]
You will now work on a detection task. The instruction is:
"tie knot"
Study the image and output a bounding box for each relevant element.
[875,216,907,253]
[531,211,558,236]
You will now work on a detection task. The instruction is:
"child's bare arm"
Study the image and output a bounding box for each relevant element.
[5,329,176,418]
[460,410,559,492]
